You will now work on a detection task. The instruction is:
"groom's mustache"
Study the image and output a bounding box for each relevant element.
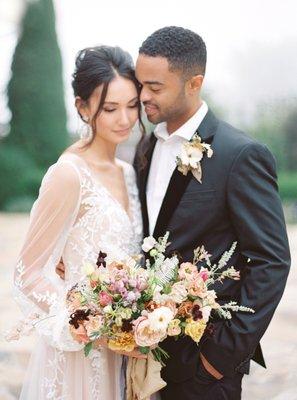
[143,101,159,109]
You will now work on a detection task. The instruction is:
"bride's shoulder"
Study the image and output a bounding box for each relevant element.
[41,154,82,191]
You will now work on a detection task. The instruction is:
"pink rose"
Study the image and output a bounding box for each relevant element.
[99,291,113,307]
[198,267,209,282]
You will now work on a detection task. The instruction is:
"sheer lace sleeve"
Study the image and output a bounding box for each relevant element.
[13,160,84,351]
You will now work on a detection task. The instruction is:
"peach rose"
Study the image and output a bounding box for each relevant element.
[178,262,197,279]
[133,316,167,347]
[70,324,89,344]
[187,276,207,298]
[84,315,104,337]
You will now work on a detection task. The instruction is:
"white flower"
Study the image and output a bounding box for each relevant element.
[152,291,170,304]
[82,262,95,276]
[181,143,203,168]
[205,290,218,308]
[201,306,212,322]
[142,236,157,252]
[147,306,174,331]
[103,304,113,314]
[168,281,188,303]
[176,135,213,183]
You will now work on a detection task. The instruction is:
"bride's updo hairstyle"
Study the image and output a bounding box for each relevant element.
[72,45,145,146]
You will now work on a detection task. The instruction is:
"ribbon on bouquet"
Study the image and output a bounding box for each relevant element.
[126,352,167,400]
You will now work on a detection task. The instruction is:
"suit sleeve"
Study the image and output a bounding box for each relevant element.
[200,142,291,377]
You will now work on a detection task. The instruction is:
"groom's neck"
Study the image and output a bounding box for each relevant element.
[167,99,203,134]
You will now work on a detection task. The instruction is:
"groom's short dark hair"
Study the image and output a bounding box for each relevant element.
[139,26,207,78]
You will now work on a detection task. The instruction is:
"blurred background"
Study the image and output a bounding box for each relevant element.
[0,0,296,399]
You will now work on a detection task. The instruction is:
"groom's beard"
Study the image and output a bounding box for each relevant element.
[143,102,161,123]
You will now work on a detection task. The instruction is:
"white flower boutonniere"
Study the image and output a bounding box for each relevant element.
[176,134,213,183]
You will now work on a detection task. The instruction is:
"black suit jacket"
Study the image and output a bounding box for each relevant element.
[133,109,290,382]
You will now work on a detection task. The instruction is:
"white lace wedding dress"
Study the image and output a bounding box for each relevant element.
[13,152,143,400]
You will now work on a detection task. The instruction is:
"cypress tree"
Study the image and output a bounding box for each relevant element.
[0,0,68,209]
[6,0,68,168]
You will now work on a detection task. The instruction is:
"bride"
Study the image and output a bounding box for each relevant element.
[13,45,146,399]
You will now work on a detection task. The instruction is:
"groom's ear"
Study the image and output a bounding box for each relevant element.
[187,74,204,95]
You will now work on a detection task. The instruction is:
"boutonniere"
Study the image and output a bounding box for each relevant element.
[176,134,213,183]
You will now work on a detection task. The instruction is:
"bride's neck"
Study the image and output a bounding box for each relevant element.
[82,136,117,165]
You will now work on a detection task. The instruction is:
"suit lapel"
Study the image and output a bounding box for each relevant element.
[138,134,157,237]
[153,109,219,239]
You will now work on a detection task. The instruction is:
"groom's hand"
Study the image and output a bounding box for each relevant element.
[200,353,223,380]
[56,259,65,280]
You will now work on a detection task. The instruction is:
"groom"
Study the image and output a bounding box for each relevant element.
[133,26,291,399]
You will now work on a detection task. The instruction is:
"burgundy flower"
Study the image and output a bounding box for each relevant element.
[122,319,133,332]
[205,323,215,337]
[192,304,203,321]
[69,309,91,329]
[96,251,107,268]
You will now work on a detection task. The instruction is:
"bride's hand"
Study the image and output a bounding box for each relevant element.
[113,348,148,359]
[93,337,109,348]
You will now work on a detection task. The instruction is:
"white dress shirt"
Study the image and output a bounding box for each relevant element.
[146,101,208,235]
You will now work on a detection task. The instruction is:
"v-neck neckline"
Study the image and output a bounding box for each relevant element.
[62,152,133,224]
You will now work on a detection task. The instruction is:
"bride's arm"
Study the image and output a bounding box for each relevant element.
[13,160,84,351]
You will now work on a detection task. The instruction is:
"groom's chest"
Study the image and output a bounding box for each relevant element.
[146,137,182,198]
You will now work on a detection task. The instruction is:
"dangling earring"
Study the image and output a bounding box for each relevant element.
[79,116,92,140]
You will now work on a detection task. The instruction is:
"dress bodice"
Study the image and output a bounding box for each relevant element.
[61,154,143,283]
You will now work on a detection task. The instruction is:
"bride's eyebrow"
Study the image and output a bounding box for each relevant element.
[104,97,139,105]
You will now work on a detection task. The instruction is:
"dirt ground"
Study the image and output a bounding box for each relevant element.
[0,213,296,400]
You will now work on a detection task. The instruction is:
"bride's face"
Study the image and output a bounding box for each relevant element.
[86,75,139,145]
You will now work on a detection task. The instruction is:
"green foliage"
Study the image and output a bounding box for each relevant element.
[278,172,297,201]
[0,0,69,211]
[251,114,287,171]
[283,109,297,171]
[0,144,44,210]
[84,342,93,357]
[251,103,297,202]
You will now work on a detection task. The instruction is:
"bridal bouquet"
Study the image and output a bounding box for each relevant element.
[67,233,254,362]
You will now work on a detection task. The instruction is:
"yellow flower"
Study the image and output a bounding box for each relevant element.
[82,262,95,276]
[185,318,206,343]
[167,319,182,336]
[108,332,136,352]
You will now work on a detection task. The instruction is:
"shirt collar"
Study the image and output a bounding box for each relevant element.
[154,101,208,142]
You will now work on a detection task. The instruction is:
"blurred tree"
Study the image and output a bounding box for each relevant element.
[5,0,68,168]
[0,0,68,210]
[283,108,297,171]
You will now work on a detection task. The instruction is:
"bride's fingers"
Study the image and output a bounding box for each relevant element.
[56,263,65,279]
[114,349,148,359]
[93,338,108,348]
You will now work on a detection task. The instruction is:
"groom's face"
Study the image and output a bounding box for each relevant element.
[136,55,188,125]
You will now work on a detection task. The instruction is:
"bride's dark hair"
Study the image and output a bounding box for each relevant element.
[72,45,145,146]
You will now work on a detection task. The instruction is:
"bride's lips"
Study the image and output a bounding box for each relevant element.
[114,128,130,136]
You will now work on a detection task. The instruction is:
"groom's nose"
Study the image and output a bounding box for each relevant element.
[140,86,152,103]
